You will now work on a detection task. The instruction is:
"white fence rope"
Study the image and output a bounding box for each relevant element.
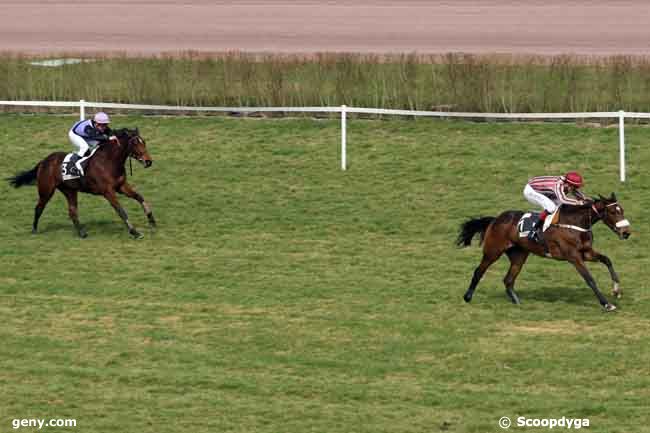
[2,100,646,181]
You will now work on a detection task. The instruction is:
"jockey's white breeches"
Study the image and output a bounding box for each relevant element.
[68,131,101,175]
[523,184,558,213]
[69,130,90,157]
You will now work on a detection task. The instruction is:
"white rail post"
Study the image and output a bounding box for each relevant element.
[619,110,626,182]
[341,105,347,171]
[79,99,86,120]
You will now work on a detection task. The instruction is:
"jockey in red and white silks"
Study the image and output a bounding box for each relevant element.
[523,172,588,239]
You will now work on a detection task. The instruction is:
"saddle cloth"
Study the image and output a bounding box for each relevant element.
[516,209,559,238]
[61,148,98,181]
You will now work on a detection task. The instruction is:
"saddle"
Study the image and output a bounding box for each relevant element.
[517,210,560,257]
[61,148,98,181]
[517,212,541,238]
[516,209,560,239]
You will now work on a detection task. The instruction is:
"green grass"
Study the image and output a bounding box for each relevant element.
[1,114,650,433]
[4,52,650,112]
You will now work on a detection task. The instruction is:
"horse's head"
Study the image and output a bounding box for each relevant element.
[116,128,153,168]
[594,193,630,240]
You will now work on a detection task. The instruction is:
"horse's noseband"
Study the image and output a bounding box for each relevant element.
[598,201,630,231]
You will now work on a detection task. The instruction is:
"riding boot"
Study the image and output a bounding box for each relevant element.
[75,157,85,177]
[527,219,542,242]
[527,210,548,242]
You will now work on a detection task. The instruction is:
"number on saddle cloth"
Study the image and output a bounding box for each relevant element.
[62,153,82,180]
[516,212,542,238]
[61,147,99,181]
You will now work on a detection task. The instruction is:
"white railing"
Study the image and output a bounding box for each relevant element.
[2,99,648,181]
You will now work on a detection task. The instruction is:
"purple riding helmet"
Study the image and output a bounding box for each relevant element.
[94,112,111,124]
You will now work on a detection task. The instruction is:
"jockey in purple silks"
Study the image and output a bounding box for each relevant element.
[68,112,114,176]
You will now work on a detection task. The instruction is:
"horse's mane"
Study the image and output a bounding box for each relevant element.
[99,128,139,157]
[561,194,616,215]
[114,128,137,139]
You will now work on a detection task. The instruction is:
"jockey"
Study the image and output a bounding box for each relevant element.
[68,112,114,176]
[523,172,588,241]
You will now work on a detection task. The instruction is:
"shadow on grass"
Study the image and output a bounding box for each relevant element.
[37,220,124,236]
[522,285,596,307]
[476,283,598,308]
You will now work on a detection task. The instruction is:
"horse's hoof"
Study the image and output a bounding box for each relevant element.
[613,283,622,299]
[506,291,521,305]
[78,230,88,239]
[463,294,472,303]
[130,231,144,240]
[604,303,617,312]
[31,228,37,235]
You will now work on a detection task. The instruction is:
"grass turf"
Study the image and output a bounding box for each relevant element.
[1,114,649,432]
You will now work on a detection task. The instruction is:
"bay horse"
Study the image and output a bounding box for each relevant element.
[8,128,155,239]
[456,194,631,311]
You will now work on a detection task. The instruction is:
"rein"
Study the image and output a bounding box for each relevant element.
[555,201,623,233]
[556,223,590,233]
[107,130,145,177]
[127,135,142,176]
[115,133,138,176]
[553,202,599,233]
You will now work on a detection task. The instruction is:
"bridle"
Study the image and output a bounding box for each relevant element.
[127,135,149,175]
[110,132,146,175]
[599,201,630,231]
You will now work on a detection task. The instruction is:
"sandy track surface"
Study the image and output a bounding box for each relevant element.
[2,1,650,56]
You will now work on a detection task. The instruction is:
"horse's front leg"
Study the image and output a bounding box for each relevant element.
[571,256,616,311]
[585,249,621,299]
[104,189,143,239]
[119,182,156,228]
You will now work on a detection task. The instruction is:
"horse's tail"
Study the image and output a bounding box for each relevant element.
[7,163,40,188]
[456,217,495,247]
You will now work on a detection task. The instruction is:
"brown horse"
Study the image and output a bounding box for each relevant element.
[8,128,155,239]
[456,194,631,311]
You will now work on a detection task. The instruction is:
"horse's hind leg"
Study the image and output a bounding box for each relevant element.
[504,247,529,304]
[32,178,56,234]
[61,189,87,238]
[463,249,504,303]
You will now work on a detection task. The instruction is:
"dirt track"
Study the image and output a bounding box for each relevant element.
[2,1,650,56]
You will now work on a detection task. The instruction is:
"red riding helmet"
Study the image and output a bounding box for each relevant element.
[565,171,584,187]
